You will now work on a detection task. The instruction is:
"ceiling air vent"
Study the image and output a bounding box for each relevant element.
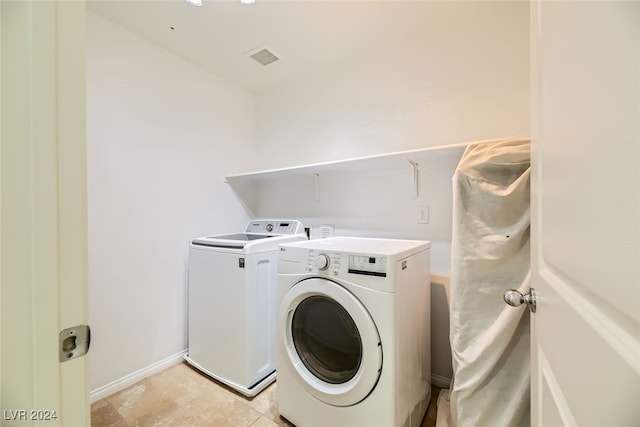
[245,46,280,66]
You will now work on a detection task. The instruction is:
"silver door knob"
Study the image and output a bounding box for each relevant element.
[503,288,536,313]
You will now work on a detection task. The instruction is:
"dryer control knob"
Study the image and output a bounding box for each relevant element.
[314,254,330,271]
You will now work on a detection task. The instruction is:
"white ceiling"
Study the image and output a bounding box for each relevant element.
[87,0,438,94]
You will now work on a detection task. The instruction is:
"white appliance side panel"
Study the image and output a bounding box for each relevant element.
[396,248,431,427]
[188,248,250,385]
[414,249,432,426]
[245,251,278,380]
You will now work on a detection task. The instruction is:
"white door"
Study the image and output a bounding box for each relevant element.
[1,1,90,426]
[530,1,639,426]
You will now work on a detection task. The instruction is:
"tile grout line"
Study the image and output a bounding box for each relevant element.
[111,399,132,427]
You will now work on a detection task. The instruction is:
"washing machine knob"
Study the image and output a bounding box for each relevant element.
[314,254,330,270]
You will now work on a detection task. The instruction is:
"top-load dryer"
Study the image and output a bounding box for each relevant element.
[185,220,306,397]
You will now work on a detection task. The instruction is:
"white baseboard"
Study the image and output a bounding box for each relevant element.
[90,349,187,403]
[432,373,452,389]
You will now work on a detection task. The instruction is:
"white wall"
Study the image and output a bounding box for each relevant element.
[86,12,254,393]
[255,1,530,171]
[250,1,530,384]
[87,1,530,394]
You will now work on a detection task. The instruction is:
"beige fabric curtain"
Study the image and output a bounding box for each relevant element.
[447,139,531,427]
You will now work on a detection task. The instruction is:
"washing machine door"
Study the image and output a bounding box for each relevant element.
[279,278,382,407]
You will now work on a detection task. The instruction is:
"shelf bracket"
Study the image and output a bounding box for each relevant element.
[315,174,320,202]
[407,159,419,197]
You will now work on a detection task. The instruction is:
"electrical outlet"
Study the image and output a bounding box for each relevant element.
[417,206,429,224]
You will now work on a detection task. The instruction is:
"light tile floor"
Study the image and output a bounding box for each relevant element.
[91,363,440,427]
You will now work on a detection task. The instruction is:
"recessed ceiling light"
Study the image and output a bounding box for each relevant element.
[240,0,256,4]
[185,0,202,6]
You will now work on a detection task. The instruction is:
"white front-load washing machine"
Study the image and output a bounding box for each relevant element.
[276,237,431,427]
[185,220,306,397]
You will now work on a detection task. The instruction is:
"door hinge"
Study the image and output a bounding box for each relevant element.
[59,324,91,362]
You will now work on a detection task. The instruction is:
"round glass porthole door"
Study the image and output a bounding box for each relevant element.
[291,295,362,384]
[279,278,382,407]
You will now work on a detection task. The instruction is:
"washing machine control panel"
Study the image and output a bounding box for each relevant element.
[245,220,302,235]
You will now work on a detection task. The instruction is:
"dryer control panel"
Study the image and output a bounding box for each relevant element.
[306,251,339,274]
[302,250,388,278]
[348,255,387,277]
